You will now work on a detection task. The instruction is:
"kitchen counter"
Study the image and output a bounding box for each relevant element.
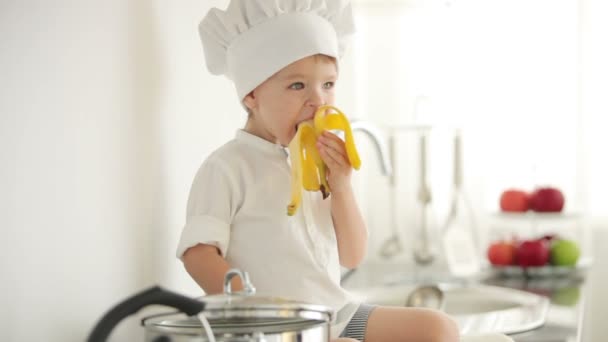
[343,226,608,341]
[481,273,586,342]
[341,259,590,342]
[484,226,608,341]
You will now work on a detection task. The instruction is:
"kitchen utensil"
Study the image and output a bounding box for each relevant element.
[405,285,444,310]
[413,133,436,265]
[441,131,481,277]
[88,269,333,342]
[87,286,206,342]
[142,269,333,342]
[379,134,403,258]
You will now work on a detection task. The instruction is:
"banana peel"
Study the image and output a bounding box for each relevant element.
[287,105,361,216]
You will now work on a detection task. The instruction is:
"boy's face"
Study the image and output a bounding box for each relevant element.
[243,55,337,146]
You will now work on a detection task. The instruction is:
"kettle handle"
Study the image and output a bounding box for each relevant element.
[87,286,205,342]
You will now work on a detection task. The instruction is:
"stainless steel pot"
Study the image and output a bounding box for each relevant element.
[88,269,333,342]
[143,313,330,342]
[143,269,332,342]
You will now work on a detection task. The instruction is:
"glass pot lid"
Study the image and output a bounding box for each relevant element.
[144,269,333,330]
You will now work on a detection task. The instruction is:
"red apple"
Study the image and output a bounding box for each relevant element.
[516,239,550,267]
[487,240,517,266]
[500,189,530,212]
[529,187,565,212]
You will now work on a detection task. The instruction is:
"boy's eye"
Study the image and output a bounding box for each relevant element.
[323,81,335,89]
[289,82,304,90]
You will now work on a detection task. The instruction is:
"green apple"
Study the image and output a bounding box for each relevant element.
[550,239,580,266]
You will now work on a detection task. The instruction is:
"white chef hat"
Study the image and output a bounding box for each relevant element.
[199,0,355,100]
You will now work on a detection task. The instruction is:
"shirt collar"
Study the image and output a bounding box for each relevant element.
[235,130,288,158]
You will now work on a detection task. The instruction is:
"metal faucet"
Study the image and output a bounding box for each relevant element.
[349,121,434,264]
[350,121,406,260]
[350,120,393,178]
[341,120,395,282]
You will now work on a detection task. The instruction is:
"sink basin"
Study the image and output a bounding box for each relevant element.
[347,283,549,335]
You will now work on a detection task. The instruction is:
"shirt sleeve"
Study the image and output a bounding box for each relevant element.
[176,158,238,259]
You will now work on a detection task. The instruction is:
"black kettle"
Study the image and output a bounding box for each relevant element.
[87,286,205,342]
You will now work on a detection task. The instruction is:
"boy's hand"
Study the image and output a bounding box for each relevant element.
[316,131,352,194]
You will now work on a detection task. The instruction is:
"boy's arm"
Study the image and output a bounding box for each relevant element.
[316,131,368,269]
[331,187,368,269]
[182,244,243,294]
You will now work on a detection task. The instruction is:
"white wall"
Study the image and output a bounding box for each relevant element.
[579,0,608,339]
[580,0,608,218]
[0,0,241,340]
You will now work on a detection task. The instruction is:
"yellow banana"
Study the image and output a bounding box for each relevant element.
[287,105,361,216]
[314,106,361,170]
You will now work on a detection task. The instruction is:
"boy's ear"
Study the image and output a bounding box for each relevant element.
[243,91,256,111]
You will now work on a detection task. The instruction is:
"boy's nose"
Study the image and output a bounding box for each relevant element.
[301,87,329,120]
[306,89,325,109]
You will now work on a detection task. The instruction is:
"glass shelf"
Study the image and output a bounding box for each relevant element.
[490,211,583,221]
[483,257,592,279]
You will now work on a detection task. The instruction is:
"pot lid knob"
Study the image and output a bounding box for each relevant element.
[223,268,256,295]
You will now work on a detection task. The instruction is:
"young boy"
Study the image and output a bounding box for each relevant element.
[177,1,459,341]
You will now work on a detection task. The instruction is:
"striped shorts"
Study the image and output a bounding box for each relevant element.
[338,303,377,341]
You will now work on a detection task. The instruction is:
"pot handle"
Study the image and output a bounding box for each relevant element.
[224,268,256,295]
[87,286,205,342]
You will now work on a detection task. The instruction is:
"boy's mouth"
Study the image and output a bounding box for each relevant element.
[294,121,305,132]
[295,119,314,132]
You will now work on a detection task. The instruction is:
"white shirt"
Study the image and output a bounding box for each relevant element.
[177,130,358,337]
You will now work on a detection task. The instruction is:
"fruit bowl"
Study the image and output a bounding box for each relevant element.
[485,234,588,278]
